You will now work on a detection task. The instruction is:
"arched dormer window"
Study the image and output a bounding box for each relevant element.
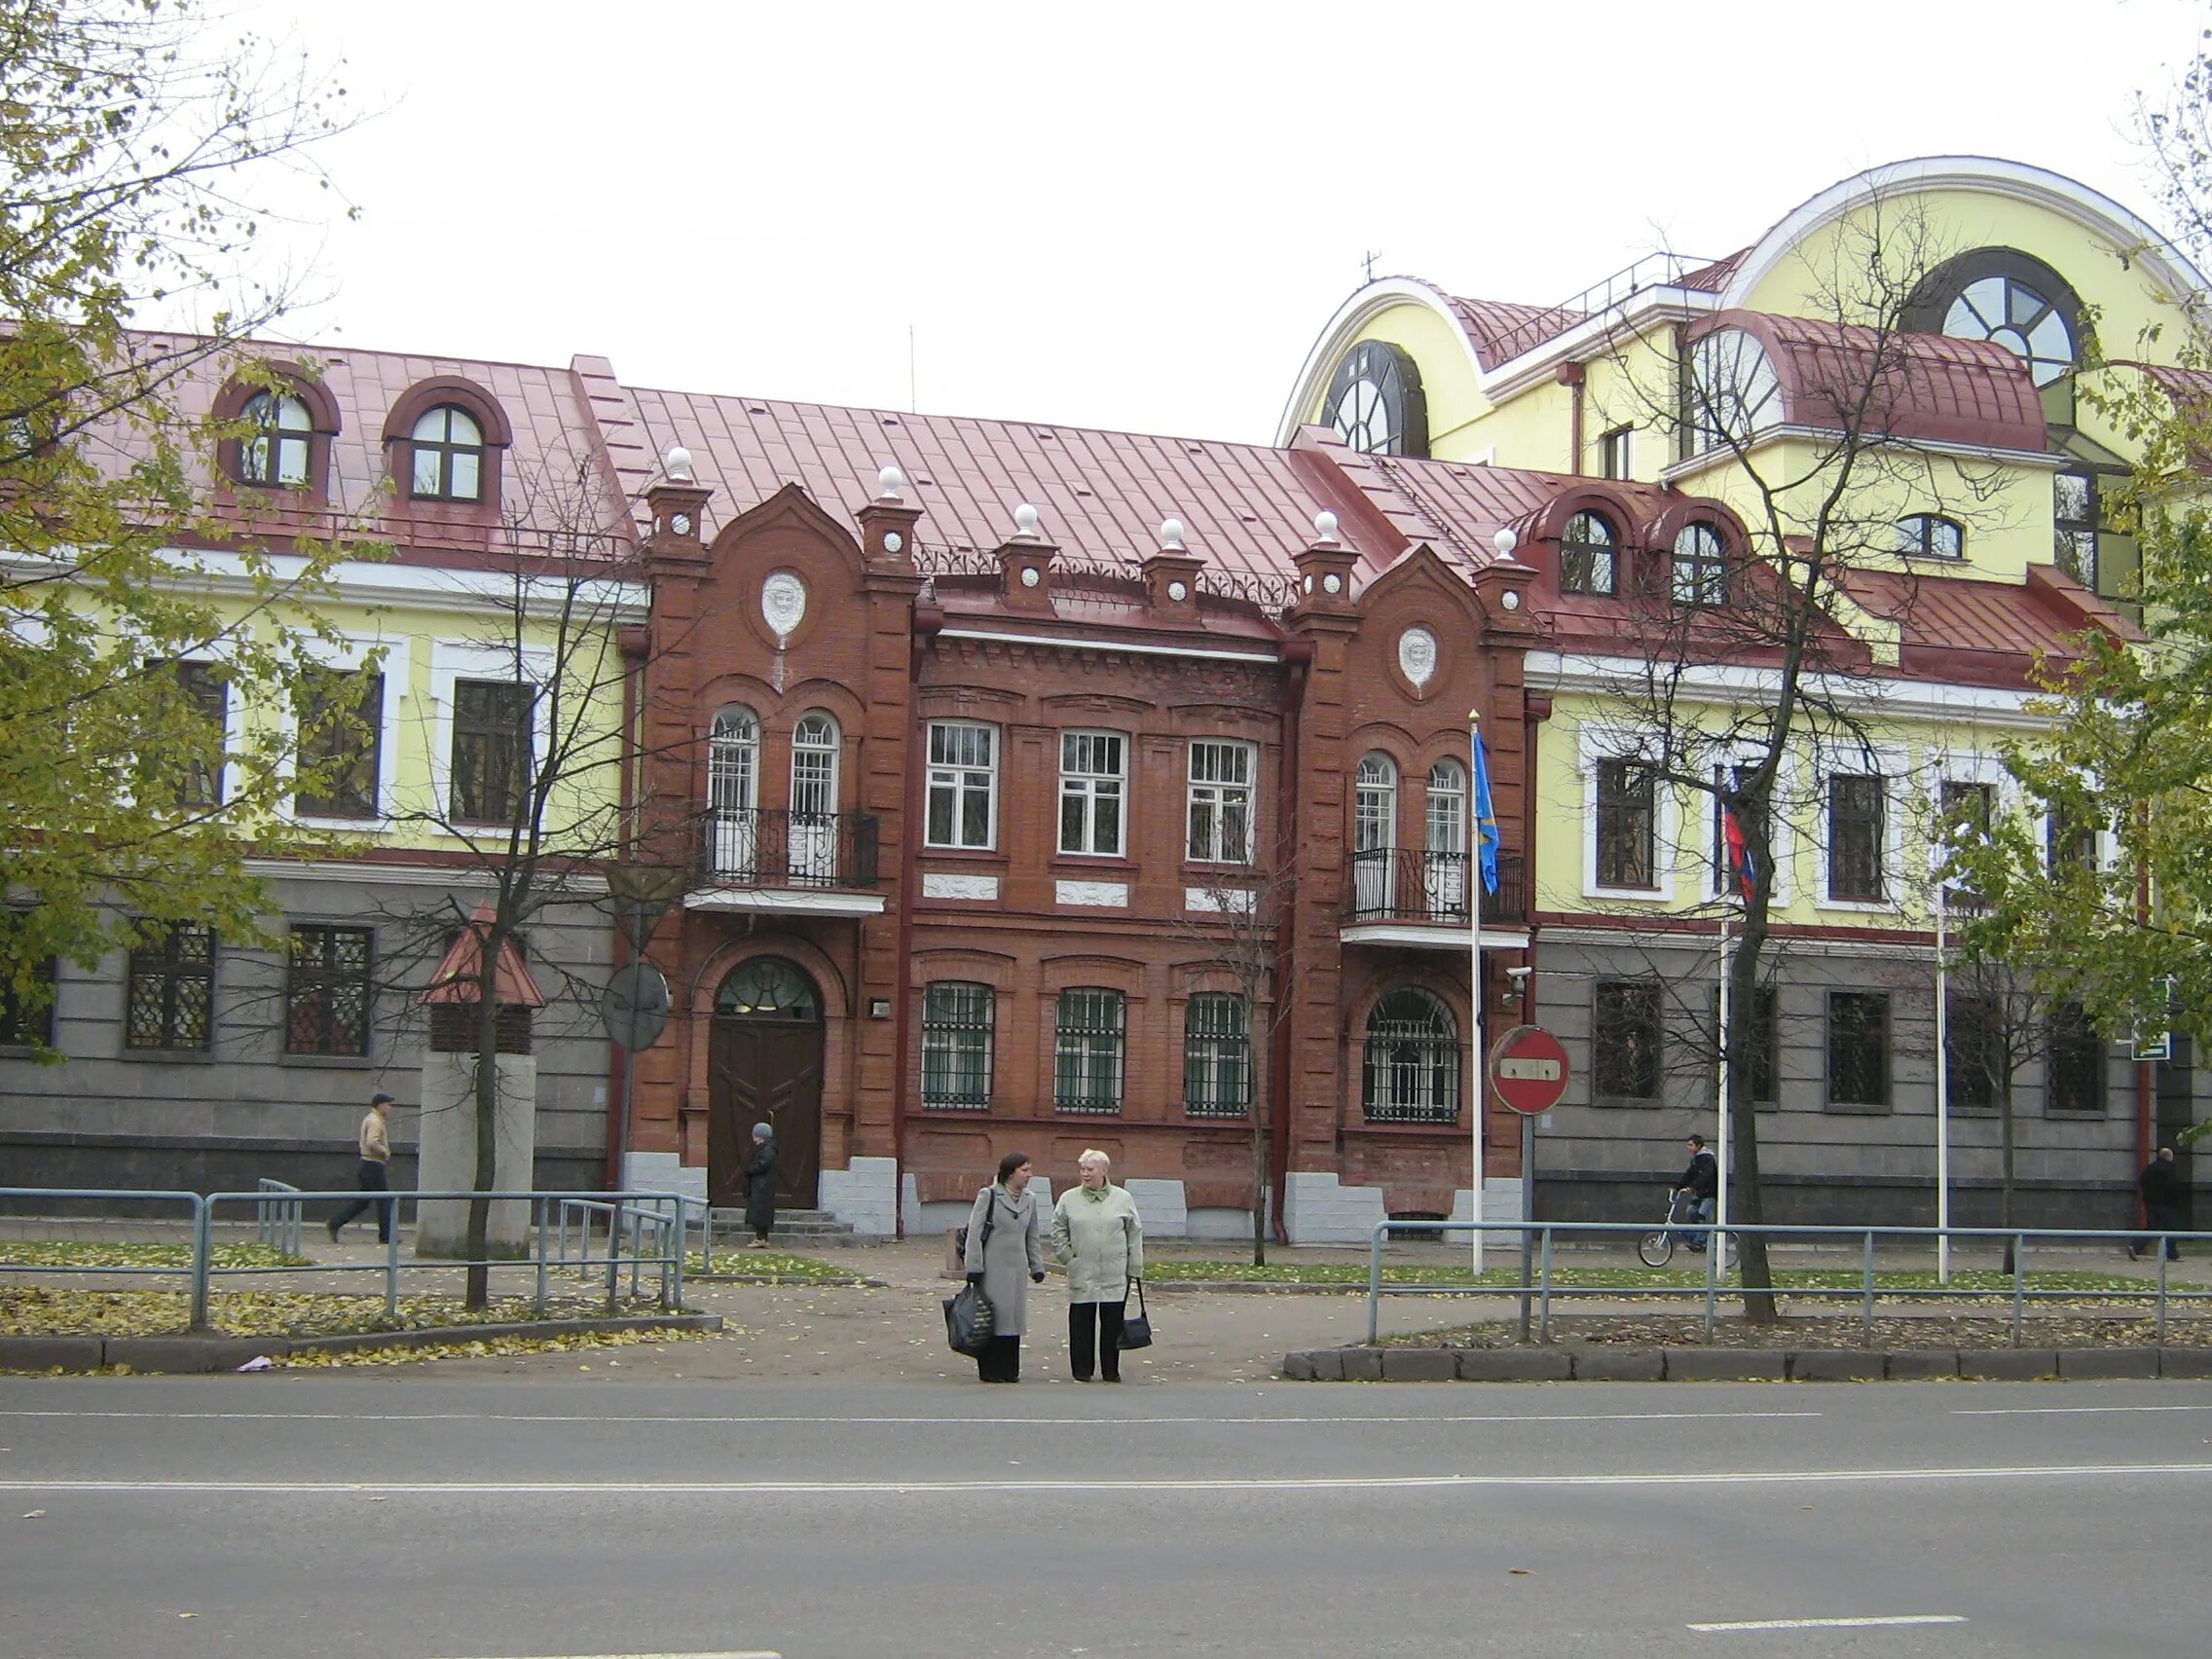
[1689,328,1780,454]
[1897,514,1965,559]
[1672,522,1729,608]
[382,377,513,512]
[1908,249,2083,389]
[410,406,485,501]
[1561,510,1618,596]
[215,369,339,494]
[1322,341,1429,458]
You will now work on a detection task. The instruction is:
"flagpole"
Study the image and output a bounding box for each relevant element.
[1935,877,1951,1285]
[1468,709,1485,1279]
[1715,908,1730,1248]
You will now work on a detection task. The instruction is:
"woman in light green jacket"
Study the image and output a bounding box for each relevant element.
[1051,1149,1144,1382]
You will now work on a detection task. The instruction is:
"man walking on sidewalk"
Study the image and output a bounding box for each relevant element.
[2131,1146,2186,1262]
[328,1092,396,1244]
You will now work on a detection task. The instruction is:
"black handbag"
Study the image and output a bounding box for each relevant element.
[1116,1278,1153,1350]
[942,1190,999,1357]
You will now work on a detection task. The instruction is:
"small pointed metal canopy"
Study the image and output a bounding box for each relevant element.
[421,902,546,1008]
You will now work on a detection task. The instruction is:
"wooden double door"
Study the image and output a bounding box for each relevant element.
[707,958,824,1211]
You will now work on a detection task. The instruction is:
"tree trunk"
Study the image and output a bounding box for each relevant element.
[464,969,498,1310]
[1999,1075,2019,1275]
[1729,909,1780,1323]
[1251,1110,1269,1269]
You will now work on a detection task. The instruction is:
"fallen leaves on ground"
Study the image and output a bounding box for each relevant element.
[0,1286,680,1339]
[272,1324,714,1369]
[1383,1311,2212,1350]
[683,1250,867,1282]
[0,1241,306,1270]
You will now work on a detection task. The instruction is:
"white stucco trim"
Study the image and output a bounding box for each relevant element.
[1340,922,1531,950]
[273,633,412,830]
[1526,651,2046,728]
[1810,740,1910,917]
[425,639,555,827]
[1718,156,2212,313]
[1576,719,1680,904]
[936,627,1277,666]
[683,887,886,915]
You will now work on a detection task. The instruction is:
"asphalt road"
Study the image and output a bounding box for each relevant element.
[2,1375,2209,1658]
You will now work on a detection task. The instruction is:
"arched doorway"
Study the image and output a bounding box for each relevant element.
[708,956,824,1210]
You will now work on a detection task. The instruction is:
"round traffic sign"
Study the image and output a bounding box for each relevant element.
[1489,1023,1569,1116]
[601,963,671,1051]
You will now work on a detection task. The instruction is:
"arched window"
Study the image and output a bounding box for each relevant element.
[788,711,841,884]
[1672,523,1729,608]
[715,956,820,1020]
[1321,341,1429,457]
[410,405,485,501]
[1943,275,2075,386]
[1561,510,1618,596]
[705,706,759,878]
[1689,329,1780,454]
[1351,753,1399,917]
[1897,514,1965,559]
[1425,759,1468,919]
[1362,988,1459,1124]
[240,391,313,486]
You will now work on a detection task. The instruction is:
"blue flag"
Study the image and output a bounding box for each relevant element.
[1471,731,1500,897]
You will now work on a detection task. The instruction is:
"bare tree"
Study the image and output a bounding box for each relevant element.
[1166,830,1302,1266]
[1570,197,2009,1317]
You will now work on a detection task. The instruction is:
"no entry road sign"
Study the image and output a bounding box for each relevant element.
[1489,1023,1569,1116]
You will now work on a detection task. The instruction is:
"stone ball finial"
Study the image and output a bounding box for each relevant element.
[1313,509,1340,543]
[1014,502,1042,539]
[876,464,905,501]
[664,445,694,483]
[1493,528,1520,561]
[1160,517,1186,552]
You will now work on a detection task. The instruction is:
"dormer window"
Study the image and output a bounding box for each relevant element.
[1941,275,2075,387]
[410,406,485,501]
[1321,341,1429,458]
[240,392,313,487]
[1671,523,1729,608]
[1689,329,1779,454]
[1897,514,1964,559]
[1561,510,1618,596]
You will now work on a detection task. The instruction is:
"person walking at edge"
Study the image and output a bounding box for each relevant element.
[744,1122,779,1248]
[1052,1148,1145,1383]
[328,1091,395,1244]
[2132,1146,2186,1261]
[964,1151,1047,1383]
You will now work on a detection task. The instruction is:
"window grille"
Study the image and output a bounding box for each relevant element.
[921,981,994,1111]
[286,926,372,1056]
[1827,991,1891,1107]
[126,924,215,1051]
[1361,988,1459,1124]
[1594,978,1662,1100]
[1053,987,1124,1114]
[1184,993,1250,1118]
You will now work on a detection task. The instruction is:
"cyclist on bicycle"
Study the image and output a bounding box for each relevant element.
[1674,1134,1717,1252]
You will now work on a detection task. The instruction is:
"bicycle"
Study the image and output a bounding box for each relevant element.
[1637,1190,1738,1269]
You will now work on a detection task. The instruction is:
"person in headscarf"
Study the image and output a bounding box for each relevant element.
[745,1122,778,1247]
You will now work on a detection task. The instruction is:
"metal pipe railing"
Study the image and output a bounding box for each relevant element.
[1362,1218,2212,1346]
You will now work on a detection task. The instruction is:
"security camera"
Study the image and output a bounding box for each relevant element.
[1504,966,1533,983]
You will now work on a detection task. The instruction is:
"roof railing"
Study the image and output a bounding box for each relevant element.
[1482,250,1721,366]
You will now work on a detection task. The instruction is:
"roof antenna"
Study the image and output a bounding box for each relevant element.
[1362,249,1381,282]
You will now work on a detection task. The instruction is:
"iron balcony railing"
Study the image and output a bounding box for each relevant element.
[1344,849,1527,927]
[698,807,880,891]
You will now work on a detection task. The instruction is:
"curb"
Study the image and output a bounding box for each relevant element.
[1280,1343,2210,1382]
[0,1312,723,1375]
[688,1273,884,1287]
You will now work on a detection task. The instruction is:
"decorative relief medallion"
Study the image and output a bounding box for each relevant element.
[670,512,693,535]
[1501,590,1521,610]
[1020,566,1041,588]
[760,571,807,638]
[1398,625,1439,689]
[1167,579,1188,602]
[883,532,903,553]
[1322,572,1343,595]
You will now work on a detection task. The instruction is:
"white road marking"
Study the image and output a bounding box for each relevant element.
[1689,1615,1967,1633]
[1953,1404,2212,1417]
[1,1462,2205,1496]
[429,1652,781,1658]
[0,1408,1820,1428]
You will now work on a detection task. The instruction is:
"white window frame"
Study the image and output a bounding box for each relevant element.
[427,640,553,830]
[1578,722,1677,902]
[926,719,999,851]
[1814,743,1907,913]
[1186,739,1258,866]
[1057,729,1127,858]
[279,634,408,830]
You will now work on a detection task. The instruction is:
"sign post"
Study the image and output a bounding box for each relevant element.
[1490,1025,1570,1340]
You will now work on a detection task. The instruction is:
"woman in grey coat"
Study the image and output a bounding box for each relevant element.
[1051,1148,1144,1382]
[963,1151,1048,1382]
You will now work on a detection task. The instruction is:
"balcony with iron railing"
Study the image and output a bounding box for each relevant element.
[690,807,883,915]
[1342,849,1527,933]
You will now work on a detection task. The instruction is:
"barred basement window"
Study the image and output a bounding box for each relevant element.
[1710,984,1779,1105]
[1827,991,1891,1108]
[921,981,994,1111]
[1361,987,1458,1124]
[1945,992,2002,1110]
[0,952,56,1049]
[2046,1001,2106,1115]
[126,924,214,1051]
[1184,993,1250,1118]
[286,925,372,1056]
[1594,978,1662,1101]
[1053,987,1125,1114]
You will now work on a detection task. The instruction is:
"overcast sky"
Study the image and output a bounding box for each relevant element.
[239,0,2207,447]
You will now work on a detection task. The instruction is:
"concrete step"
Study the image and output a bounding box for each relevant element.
[708,1207,859,1243]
